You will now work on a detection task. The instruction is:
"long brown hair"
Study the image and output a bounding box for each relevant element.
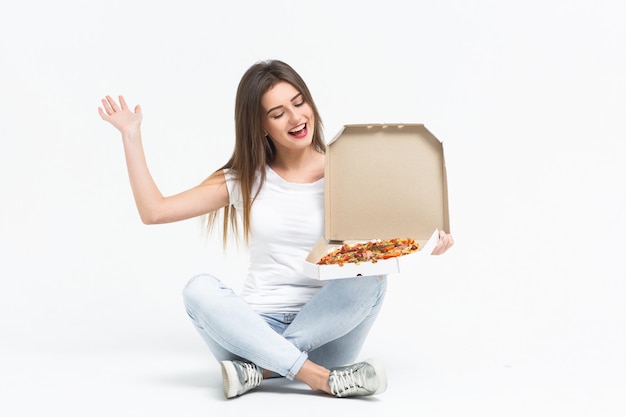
[206,60,325,246]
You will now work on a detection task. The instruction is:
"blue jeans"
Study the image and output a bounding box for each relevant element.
[182,273,387,380]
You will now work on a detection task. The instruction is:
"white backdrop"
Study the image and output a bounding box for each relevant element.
[1,0,625,415]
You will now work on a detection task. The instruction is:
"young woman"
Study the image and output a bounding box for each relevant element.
[98,60,454,399]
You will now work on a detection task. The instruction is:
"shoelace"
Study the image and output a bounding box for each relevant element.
[241,362,263,388]
[329,366,367,396]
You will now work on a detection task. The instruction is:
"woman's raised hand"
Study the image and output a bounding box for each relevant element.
[98,95,142,135]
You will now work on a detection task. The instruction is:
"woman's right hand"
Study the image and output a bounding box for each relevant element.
[96,94,229,224]
[98,95,142,136]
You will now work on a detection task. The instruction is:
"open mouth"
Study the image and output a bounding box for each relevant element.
[288,123,308,139]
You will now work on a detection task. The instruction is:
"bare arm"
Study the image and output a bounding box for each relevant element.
[98,95,229,224]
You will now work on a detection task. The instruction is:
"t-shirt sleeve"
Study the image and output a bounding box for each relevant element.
[223,168,241,206]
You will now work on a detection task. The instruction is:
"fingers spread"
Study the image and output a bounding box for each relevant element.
[100,97,115,114]
[107,95,120,112]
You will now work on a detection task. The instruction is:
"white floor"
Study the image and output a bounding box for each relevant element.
[2,263,625,417]
[4,349,623,417]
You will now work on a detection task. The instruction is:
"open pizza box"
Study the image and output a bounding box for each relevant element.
[303,123,450,280]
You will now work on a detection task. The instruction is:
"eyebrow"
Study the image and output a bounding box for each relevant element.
[266,93,303,115]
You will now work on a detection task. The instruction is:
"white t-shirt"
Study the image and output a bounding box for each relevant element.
[224,167,326,313]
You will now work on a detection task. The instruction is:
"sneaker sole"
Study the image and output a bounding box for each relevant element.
[220,361,239,399]
[363,358,388,395]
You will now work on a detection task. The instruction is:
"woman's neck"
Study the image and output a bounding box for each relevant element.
[270,148,325,183]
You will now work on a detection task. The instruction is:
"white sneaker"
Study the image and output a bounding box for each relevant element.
[221,360,263,399]
[328,359,387,398]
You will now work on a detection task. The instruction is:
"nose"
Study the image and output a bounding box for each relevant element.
[286,107,300,123]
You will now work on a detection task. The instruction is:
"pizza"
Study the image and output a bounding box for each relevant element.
[316,238,419,266]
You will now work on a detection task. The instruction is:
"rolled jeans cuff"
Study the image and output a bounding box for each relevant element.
[286,351,309,380]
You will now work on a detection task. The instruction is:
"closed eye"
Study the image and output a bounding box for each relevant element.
[267,93,305,119]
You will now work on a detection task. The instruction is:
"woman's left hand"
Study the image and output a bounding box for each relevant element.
[431,230,454,255]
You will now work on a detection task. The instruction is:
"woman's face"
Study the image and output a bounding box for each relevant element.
[261,81,315,153]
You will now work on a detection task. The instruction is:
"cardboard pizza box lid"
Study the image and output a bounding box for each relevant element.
[325,123,449,240]
[303,123,450,280]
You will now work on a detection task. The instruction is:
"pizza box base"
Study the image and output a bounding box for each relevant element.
[303,229,440,280]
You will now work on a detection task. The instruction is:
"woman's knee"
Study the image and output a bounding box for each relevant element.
[182,273,220,306]
[332,274,387,300]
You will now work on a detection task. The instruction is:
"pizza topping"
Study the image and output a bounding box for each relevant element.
[316,238,419,266]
